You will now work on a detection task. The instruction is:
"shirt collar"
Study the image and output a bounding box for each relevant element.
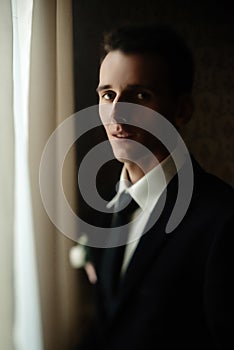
[107,145,186,213]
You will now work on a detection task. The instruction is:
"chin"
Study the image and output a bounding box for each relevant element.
[112,148,147,165]
[112,149,130,163]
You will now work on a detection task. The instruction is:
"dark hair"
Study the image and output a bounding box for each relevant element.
[100,24,195,95]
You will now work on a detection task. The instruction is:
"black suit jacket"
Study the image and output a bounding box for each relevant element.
[79,158,234,350]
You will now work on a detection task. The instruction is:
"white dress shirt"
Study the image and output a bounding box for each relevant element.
[107,148,186,274]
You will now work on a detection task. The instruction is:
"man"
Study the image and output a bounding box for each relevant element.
[78,25,234,350]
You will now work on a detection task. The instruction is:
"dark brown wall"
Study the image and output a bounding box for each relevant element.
[73,0,234,186]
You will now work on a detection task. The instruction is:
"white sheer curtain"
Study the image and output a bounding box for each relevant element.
[0,1,80,349]
[11,0,43,349]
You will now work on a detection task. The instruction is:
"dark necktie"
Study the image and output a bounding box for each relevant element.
[110,192,139,290]
[101,192,139,315]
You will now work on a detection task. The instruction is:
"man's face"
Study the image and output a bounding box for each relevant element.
[97,50,181,164]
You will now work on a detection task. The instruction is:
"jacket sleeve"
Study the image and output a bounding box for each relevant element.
[204,213,234,349]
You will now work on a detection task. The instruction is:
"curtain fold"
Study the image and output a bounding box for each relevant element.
[29,0,80,349]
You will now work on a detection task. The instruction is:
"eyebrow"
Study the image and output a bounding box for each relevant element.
[96,85,112,92]
[96,84,154,92]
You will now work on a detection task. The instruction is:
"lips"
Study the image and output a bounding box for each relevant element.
[110,126,133,139]
[112,131,132,138]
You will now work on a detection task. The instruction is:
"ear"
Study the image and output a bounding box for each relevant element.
[174,94,194,128]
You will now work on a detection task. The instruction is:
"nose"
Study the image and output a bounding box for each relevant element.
[110,100,127,124]
[99,100,127,126]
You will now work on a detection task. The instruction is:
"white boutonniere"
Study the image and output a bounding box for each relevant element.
[69,234,89,268]
[69,234,97,284]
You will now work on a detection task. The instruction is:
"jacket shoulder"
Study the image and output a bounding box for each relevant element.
[191,158,233,214]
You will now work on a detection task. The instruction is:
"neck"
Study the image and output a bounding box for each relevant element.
[123,151,169,184]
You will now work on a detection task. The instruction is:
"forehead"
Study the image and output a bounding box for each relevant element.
[99,50,169,89]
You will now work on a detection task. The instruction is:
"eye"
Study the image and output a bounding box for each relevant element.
[102,91,116,101]
[136,92,151,101]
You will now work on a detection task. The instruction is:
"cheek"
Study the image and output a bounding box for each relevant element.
[100,123,111,140]
[130,113,157,134]
[104,126,111,139]
[99,103,112,125]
